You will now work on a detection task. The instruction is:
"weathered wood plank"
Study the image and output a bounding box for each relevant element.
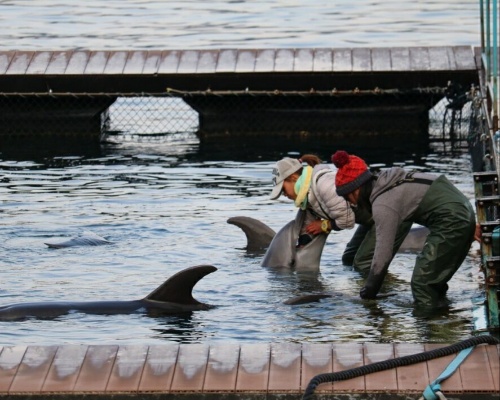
[106,345,148,392]
[332,48,351,72]
[268,343,301,392]
[371,47,391,71]
[177,50,200,74]
[391,47,410,71]
[170,343,209,392]
[363,343,397,391]
[352,48,372,72]
[332,343,365,392]
[235,50,257,73]
[0,51,15,74]
[428,46,452,71]
[142,50,162,74]
[410,47,431,71]
[65,51,90,75]
[275,48,295,72]
[254,49,275,72]
[41,345,88,393]
[138,344,179,392]
[216,49,238,72]
[73,345,118,392]
[5,51,34,75]
[9,346,58,393]
[236,343,270,392]
[197,50,219,73]
[25,51,52,75]
[0,346,27,392]
[84,51,110,75]
[123,51,148,74]
[203,343,240,392]
[294,48,314,72]
[103,51,128,74]
[454,45,476,70]
[394,343,428,392]
[301,344,333,393]
[314,48,333,72]
[157,50,181,74]
[45,51,72,75]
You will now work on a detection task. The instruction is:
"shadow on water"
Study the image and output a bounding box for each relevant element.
[0,131,431,166]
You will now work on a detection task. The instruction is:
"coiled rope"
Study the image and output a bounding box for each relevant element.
[302,335,499,400]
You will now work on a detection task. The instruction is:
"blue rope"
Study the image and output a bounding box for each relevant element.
[422,346,475,400]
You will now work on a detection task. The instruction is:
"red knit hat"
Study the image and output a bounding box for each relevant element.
[331,150,372,196]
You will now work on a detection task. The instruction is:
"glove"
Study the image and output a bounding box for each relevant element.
[360,285,378,299]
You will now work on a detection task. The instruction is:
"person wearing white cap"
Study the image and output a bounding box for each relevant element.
[270,154,355,246]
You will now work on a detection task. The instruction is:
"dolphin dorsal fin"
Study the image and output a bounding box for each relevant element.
[144,265,217,304]
[227,216,276,250]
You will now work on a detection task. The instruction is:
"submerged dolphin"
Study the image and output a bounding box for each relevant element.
[229,211,328,271]
[0,265,216,321]
[45,231,114,248]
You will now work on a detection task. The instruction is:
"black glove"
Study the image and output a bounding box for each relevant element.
[360,285,378,299]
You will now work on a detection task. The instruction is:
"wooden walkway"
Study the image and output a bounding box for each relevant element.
[0,343,498,399]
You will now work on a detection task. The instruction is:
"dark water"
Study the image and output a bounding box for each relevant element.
[0,1,484,345]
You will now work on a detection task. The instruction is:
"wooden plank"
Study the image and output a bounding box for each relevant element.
[428,46,452,71]
[138,344,179,392]
[84,51,109,74]
[103,51,128,74]
[453,45,476,70]
[424,344,464,394]
[301,343,333,393]
[73,345,118,392]
[25,51,52,74]
[9,346,58,393]
[459,345,497,392]
[332,48,352,72]
[106,345,148,392]
[363,343,397,391]
[391,47,410,71]
[332,343,365,392]
[123,51,148,74]
[65,51,91,75]
[235,50,257,73]
[170,343,209,392]
[216,49,238,72]
[410,47,431,71]
[41,345,88,393]
[314,48,333,72]
[275,48,295,72]
[371,47,391,71]
[236,343,270,392]
[203,343,240,392]
[0,346,27,392]
[485,344,500,391]
[45,51,72,74]
[352,48,372,72]
[394,343,428,392]
[254,49,275,72]
[177,50,200,74]
[158,50,181,74]
[268,343,301,392]
[5,51,34,75]
[0,51,15,74]
[197,50,219,73]
[142,50,162,74]
[294,48,314,72]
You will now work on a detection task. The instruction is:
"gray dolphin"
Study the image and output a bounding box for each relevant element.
[0,265,216,321]
[229,211,328,271]
[45,231,114,248]
[228,216,428,256]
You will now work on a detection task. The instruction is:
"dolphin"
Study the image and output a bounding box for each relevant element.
[0,265,216,321]
[229,210,328,271]
[228,216,429,256]
[45,231,114,248]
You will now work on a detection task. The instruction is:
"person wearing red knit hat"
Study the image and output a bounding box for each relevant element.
[331,150,477,310]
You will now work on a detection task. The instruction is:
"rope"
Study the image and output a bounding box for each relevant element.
[302,335,499,400]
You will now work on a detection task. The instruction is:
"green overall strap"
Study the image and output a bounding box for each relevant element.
[375,171,434,198]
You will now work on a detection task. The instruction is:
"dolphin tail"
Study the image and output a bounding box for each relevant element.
[227,216,276,251]
[144,265,217,305]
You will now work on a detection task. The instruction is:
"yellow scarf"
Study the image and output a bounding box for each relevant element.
[294,166,313,210]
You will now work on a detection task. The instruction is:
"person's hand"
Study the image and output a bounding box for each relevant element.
[305,220,323,235]
[474,223,482,242]
[360,286,378,299]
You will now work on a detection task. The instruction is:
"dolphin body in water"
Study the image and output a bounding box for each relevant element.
[228,214,429,272]
[45,231,114,248]
[0,265,216,321]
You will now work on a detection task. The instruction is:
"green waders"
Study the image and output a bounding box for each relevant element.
[410,175,476,307]
[342,208,413,275]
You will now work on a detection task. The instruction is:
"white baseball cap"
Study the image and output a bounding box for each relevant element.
[270,158,302,200]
